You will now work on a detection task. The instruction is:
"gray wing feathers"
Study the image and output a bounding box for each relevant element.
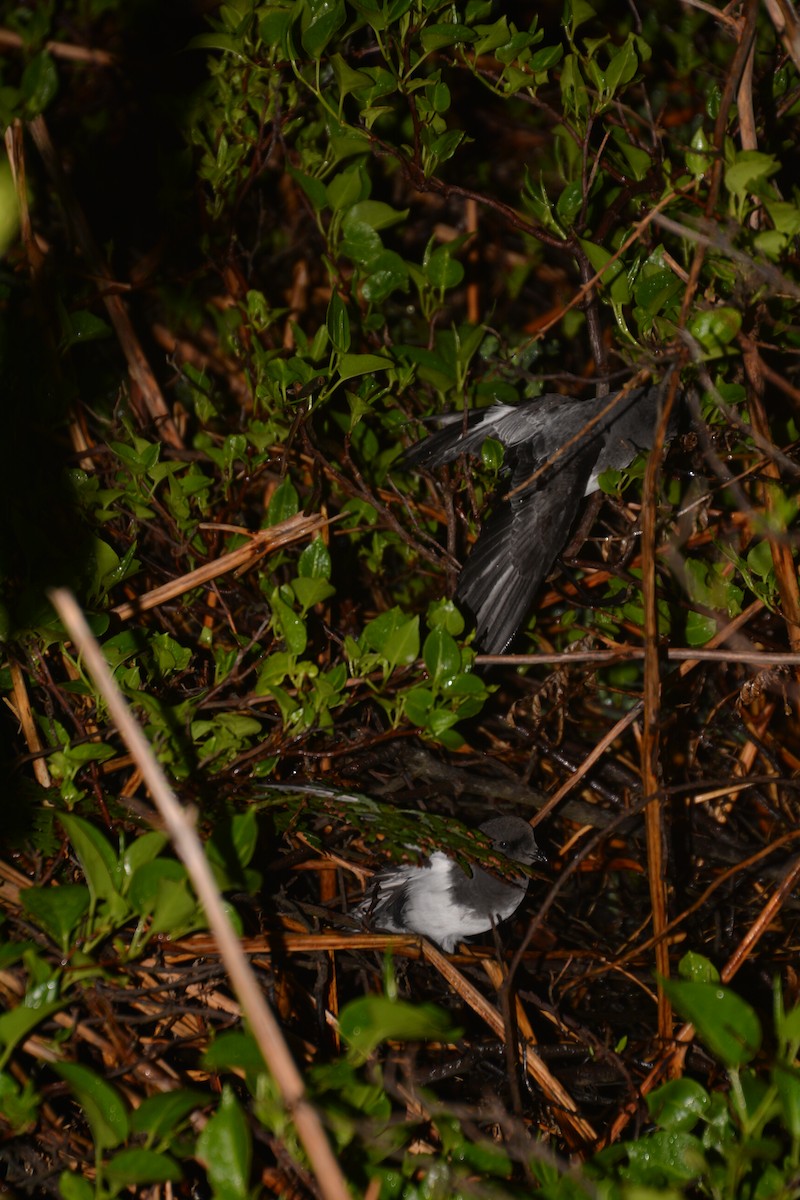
[402,385,666,651]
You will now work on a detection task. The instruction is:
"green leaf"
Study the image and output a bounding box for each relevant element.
[360,250,409,303]
[105,1148,183,1187]
[258,8,294,51]
[404,686,434,725]
[59,1174,94,1200]
[343,199,408,232]
[423,628,461,683]
[188,32,249,57]
[130,1087,207,1142]
[121,831,170,884]
[61,309,112,350]
[340,216,383,266]
[647,1079,710,1131]
[773,1064,800,1139]
[424,243,464,289]
[337,352,392,380]
[196,1085,252,1200]
[442,671,487,699]
[382,615,420,669]
[686,127,712,178]
[580,237,626,291]
[58,814,123,905]
[473,16,511,56]
[0,1071,40,1134]
[287,166,327,212]
[725,150,779,199]
[21,51,59,115]
[686,609,716,645]
[148,877,201,936]
[419,23,475,51]
[298,537,332,579]
[203,1031,265,1074]
[55,1063,129,1151]
[301,0,346,57]
[566,0,596,37]
[128,858,187,916]
[624,1129,705,1184]
[661,979,762,1066]
[267,479,299,524]
[21,885,90,952]
[530,44,563,72]
[329,52,373,100]
[270,592,307,654]
[0,991,65,1070]
[327,164,367,213]
[291,576,336,611]
[326,290,351,354]
[688,306,742,354]
[339,995,462,1064]
[678,951,720,983]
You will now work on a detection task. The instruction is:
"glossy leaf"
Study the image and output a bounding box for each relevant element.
[21,885,90,952]
[58,814,123,905]
[196,1085,252,1200]
[105,1148,183,1186]
[55,1063,129,1150]
[340,995,462,1063]
[661,979,762,1066]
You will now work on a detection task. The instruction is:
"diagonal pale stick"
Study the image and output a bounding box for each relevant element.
[421,940,596,1146]
[112,512,331,620]
[49,588,351,1200]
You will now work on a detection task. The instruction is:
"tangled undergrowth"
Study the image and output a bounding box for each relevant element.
[2,0,800,1196]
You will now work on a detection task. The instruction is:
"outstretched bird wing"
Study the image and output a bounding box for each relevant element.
[400,385,668,651]
[457,437,599,652]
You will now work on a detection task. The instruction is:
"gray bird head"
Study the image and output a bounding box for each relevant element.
[478,816,545,866]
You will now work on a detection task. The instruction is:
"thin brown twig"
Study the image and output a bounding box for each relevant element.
[111,512,332,620]
[476,648,800,666]
[420,940,597,1146]
[27,115,183,449]
[528,598,764,829]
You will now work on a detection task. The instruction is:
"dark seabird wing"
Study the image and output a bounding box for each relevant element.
[457,437,599,653]
[401,385,667,652]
